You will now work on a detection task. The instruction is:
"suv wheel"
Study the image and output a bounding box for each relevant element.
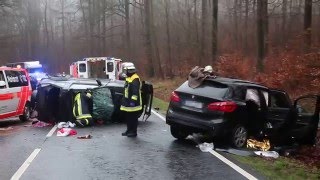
[19,103,30,122]
[231,125,248,148]
[170,126,189,140]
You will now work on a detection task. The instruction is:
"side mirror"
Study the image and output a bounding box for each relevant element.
[0,81,6,87]
[296,105,303,113]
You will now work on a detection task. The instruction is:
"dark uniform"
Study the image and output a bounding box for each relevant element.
[121,73,142,137]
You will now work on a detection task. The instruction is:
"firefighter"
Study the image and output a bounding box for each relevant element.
[73,92,93,127]
[121,65,142,137]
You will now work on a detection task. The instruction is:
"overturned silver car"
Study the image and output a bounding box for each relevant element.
[33,76,153,124]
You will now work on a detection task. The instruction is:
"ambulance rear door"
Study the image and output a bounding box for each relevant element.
[105,60,116,80]
[77,61,88,78]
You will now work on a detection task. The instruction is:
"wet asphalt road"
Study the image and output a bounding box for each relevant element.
[0,113,265,180]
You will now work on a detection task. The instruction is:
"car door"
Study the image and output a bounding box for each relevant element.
[3,70,28,115]
[0,70,12,116]
[291,95,320,145]
[245,87,267,136]
[266,89,292,129]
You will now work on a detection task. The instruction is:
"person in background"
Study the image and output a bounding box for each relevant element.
[120,65,142,137]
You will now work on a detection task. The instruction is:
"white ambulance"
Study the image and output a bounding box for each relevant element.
[70,57,124,80]
[0,67,32,121]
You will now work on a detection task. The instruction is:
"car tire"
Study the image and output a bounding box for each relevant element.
[231,124,248,148]
[170,126,189,140]
[19,103,30,122]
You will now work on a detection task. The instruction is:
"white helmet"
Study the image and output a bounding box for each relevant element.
[204,65,213,73]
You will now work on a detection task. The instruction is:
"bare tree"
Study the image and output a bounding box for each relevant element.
[212,0,218,63]
[257,0,268,72]
[304,0,312,52]
[165,0,173,78]
[200,0,207,65]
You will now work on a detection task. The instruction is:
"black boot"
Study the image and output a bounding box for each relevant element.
[126,132,137,137]
[122,131,128,136]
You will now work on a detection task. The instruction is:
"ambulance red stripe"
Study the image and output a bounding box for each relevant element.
[0,93,14,100]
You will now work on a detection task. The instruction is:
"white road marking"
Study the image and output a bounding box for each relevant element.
[208,149,258,180]
[151,109,166,121]
[10,148,41,180]
[151,109,258,180]
[46,125,57,137]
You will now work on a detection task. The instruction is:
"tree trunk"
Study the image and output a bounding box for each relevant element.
[263,0,268,55]
[60,0,65,58]
[144,0,155,77]
[44,0,49,49]
[282,0,287,46]
[80,0,89,54]
[165,0,173,78]
[125,0,131,59]
[194,0,200,63]
[96,0,101,55]
[110,15,114,54]
[304,0,312,52]
[257,0,267,72]
[234,0,238,49]
[200,0,207,65]
[212,0,218,63]
[88,0,94,55]
[150,0,164,79]
[244,0,248,53]
[102,0,106,54]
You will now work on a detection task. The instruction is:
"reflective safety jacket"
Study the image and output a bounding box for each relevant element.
[73,92,92,126]
[120,73,142,112]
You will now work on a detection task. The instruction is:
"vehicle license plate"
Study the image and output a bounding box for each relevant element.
[184,100,203,108]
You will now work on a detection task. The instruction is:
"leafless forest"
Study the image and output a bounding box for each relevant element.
[0,0,319,81]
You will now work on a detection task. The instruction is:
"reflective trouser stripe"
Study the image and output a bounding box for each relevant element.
[75,114,92,120]
[132,95,138,100]
[120,105,142,112]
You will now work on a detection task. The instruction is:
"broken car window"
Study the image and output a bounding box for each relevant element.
[245,89,260,107]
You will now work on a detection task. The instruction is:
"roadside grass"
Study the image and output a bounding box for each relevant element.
[152,97,169,115]
[233,156,320,180]
[150,80,320,180]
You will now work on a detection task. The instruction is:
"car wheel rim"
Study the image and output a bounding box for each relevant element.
[234,126,247,147]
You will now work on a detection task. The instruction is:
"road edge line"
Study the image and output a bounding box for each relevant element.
[46,125,57,137]
[151,109,166,121]
[10,148,41,180]
[208,149,257,180]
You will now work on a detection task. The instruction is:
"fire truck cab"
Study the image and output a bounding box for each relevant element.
[70,57,131,80]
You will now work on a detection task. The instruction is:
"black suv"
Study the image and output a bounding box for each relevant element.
[166,77,320,148]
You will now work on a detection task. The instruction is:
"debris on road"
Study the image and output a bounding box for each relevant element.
[32,121,52,128]
[215,148,255,156]
[77,134,92,139]
[57,128,77,137]
[0,127,13,131]
[254,151,279,159]
[197,142,214,152]
[247,139,271,151]
[57,122,76,129]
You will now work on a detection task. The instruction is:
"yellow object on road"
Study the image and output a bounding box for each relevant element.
[247,139,271,151]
